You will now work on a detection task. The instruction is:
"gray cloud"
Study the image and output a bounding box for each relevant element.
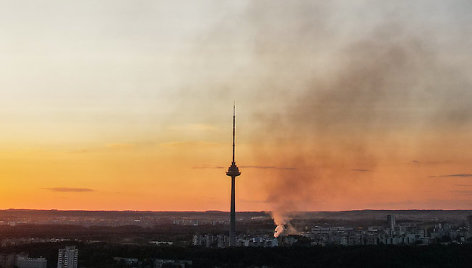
[451,190,472,195]
[192,166,225,169]
[193,165,296,170]
[411,160,452,165]
[431,174,472,178]
[240,166,296,170]
[44,187,94,192]
[352,169,370,172]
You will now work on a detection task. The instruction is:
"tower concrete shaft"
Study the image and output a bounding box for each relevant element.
[230,175,236,246]
[226,104,240,247]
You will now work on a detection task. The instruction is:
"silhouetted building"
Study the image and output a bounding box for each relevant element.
[113,257,138,266]
[16,256,47,268]
[57,246,78,268]
[387,215,396,230]
[0,254,17,268]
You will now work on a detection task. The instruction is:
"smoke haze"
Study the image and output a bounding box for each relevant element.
[214,1,472,229]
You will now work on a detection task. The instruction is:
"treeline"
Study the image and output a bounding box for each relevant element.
[2,242,472,267]
[0,222,275,242]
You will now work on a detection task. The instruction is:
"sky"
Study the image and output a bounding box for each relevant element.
[1,0,472,211]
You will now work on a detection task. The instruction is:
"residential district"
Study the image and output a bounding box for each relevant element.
[192,214,472,248]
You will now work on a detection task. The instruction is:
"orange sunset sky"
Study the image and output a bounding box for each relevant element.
[1,0,472,211]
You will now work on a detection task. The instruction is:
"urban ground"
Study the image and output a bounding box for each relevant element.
[1,209,472,267]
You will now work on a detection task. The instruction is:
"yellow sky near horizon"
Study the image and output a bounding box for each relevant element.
[1,130,471,211]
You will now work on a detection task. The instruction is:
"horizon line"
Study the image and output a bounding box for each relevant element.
[2,208,472,213]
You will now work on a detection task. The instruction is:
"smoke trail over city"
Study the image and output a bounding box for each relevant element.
[226,1,472,234]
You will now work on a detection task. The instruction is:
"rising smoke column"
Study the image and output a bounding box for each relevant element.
[238,1,472,233]
[272,210,298,238]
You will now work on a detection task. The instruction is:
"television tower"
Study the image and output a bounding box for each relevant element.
[226,103,241,247]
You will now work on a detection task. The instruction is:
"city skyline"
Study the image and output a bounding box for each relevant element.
[1,1,472,211]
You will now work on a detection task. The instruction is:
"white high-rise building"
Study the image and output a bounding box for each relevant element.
[57,246,78,268]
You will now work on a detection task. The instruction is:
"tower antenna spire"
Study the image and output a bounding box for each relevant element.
[232,101,236,163]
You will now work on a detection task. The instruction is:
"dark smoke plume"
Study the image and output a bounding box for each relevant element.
[236,1,472,235]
